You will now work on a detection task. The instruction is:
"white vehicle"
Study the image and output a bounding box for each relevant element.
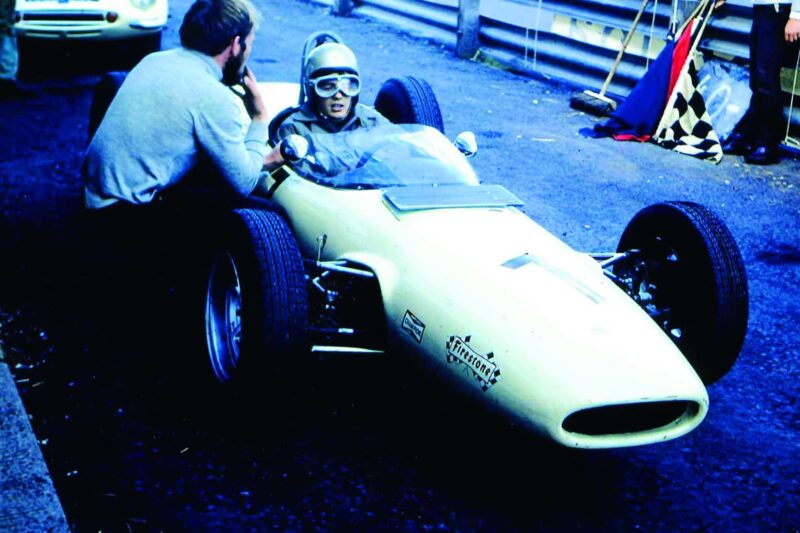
[200,77,749,450]
[15,0,167,61]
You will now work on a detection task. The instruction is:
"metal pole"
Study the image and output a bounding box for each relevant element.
[333,0,354,17]
[456,0,480,59]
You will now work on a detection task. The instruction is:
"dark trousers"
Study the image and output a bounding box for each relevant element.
[745,4,794,147]
[82,185,284,349]
[81,200,208,348]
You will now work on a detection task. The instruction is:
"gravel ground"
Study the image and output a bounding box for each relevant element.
[1,0,799,530]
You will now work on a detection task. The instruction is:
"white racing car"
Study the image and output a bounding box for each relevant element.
[201,76,749,450]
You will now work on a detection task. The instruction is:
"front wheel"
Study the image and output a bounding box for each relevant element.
[374,76,445,133]
[614,201,749,384]
[205,209,309,386]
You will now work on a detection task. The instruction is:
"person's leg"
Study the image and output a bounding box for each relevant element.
[146,189,223,349]
[81,201,172,350]
[746,4,789,163]
[724,9,767,155]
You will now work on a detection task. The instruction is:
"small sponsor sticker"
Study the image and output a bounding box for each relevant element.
[445,335,502,392]
[402,310,425,343]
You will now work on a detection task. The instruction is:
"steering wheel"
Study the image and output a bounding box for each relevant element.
[355,137,397,169]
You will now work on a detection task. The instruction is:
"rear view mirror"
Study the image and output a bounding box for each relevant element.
[455,131,478,157]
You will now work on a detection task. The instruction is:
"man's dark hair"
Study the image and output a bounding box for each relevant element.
[180,0,260,56]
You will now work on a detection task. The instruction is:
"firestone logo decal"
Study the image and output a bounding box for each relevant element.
[445,335,502,391]
[402,310,425,343]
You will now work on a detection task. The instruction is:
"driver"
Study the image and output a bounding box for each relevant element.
[276,41,390,139]
[84,0,299,211]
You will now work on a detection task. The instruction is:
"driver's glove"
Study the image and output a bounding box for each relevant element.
[280,134,310,162]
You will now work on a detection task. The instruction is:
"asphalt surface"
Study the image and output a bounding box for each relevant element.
[1,0,799,530]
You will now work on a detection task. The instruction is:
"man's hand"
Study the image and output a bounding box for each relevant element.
[786,18,800,43]
[241,67,269,124]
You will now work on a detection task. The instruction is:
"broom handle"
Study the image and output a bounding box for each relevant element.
[598,0,651,97]
[785,45,800,143]
[676,0,711,38]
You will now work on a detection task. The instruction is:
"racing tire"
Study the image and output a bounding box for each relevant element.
[615,201,748,384]
[88,70,128,143]
[205,209,309,388]
[374,76,445,133]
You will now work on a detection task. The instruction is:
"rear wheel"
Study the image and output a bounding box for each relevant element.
[374,76,445,133]
[205,209,309,387]
[614,201,748,384]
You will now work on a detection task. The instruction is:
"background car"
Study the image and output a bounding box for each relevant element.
[14,0,167,68]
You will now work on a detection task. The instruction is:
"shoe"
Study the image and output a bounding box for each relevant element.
[745,145,780,165]
[721,133,753,156]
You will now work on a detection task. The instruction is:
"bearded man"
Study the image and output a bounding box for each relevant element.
[80,0,300,343]
[83,0,289,210]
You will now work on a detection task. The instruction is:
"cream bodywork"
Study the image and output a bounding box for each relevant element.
[16,0,167,40]
[259,84,710,449]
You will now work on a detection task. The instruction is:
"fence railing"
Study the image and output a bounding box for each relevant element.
[315,0,800,134]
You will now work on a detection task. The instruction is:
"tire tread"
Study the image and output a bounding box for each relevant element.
[230,209,308,379]
[664,201,749,369]
[374,76,445,133]
[617,201,749,384]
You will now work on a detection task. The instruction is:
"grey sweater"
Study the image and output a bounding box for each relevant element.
[83,48,267,208]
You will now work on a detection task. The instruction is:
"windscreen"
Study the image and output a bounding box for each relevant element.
[288,124,479,189]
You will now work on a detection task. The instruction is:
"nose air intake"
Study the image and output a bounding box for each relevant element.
[562,401,700,436]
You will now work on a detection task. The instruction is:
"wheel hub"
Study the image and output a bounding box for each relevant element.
[205,251,243,383]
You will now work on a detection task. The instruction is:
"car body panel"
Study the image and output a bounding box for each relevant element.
[15,0,167,40]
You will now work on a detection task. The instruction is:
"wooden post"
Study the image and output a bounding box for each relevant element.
[333,0,355,17]
[456,0,480,59]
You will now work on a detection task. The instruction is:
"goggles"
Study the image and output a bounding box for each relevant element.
[311,74,361,98]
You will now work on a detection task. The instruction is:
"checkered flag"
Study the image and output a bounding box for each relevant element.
[480,361,502,392]
[445,335,502,391]
[653,52,723,163]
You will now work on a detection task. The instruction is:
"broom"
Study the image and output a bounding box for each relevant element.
[569,0,651,116]
[782,45,800,154]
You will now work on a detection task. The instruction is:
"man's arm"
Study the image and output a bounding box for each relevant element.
[194,68,273,198]
[194,100,269,197]
[264,144,285,170]
[787,1,800,42]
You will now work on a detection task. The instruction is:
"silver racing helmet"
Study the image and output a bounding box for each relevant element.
[301,42,361,101]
